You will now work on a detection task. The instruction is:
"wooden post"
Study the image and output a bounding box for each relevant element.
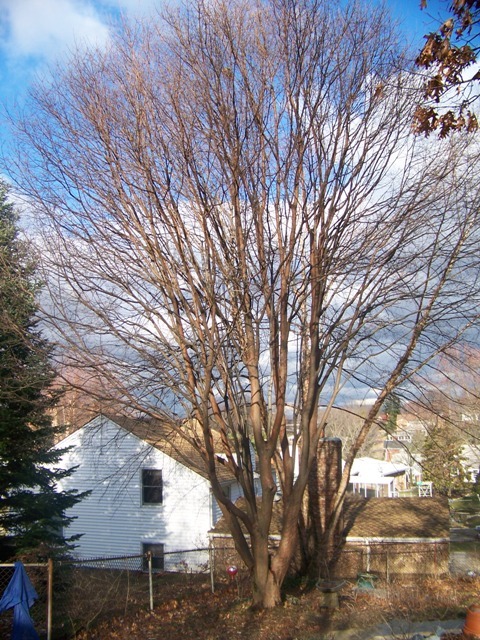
[148,553,153,612]
[209,544,215,594]
[47,558,53,640]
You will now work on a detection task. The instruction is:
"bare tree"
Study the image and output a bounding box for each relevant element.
[323,406,385,459]
[5,0,480,608]
[405,346,480,445]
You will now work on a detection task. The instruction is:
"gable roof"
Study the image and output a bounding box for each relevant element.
[65,414,234,483]
[343,495,450,540]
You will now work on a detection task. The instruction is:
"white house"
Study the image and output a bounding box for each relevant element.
[53,415,244,569]
[347,456,408,497]
[461,444,480,483]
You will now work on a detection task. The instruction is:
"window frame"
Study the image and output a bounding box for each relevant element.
[141,468,163,505]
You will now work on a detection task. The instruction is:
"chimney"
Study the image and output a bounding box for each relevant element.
[308,437,343,551]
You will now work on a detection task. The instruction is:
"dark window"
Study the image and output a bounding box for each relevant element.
[221,484,232,500]
[142,469,163,504]
[143,542,164,571]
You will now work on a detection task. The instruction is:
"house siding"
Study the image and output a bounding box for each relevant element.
[55,416,213,566]
[212,482,247,524]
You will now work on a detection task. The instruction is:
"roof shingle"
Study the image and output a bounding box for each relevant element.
[343,495,450,539]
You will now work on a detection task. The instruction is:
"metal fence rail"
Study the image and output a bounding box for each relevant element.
[2,542,476,639]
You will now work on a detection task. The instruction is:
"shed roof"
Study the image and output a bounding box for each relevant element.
[209,497,283,535]
[210,495,450,540]
[343,495,450,540]
[349,457,408,479]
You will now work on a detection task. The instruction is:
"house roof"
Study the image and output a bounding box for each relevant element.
[349,457,408,480]
[209,497,284,535]
[77,414,235,483]
[210,495,450,540]
[343,495,450,540]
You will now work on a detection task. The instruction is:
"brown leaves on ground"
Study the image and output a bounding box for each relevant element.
[74,575,480,640]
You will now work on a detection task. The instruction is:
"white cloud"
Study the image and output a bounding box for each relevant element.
[105,0,158,12]
[0,0,111,61]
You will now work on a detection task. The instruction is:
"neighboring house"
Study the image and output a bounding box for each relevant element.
[395,413,429,438]
[347,457,409,497]
[210,440,450,581]
[383,438,423,487]
[53,415,245,569]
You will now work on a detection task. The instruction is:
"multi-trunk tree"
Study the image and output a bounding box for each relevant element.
[5,0,480,606]
[0,180,83,558]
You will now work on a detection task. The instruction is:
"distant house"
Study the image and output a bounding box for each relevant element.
[461,444,480,483]
[395,413,429,438]
[53,415,246,568]
[348,457,409,497]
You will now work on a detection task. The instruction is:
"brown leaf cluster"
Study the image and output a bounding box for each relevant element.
[415,0,480,135]
[413,105,478,136]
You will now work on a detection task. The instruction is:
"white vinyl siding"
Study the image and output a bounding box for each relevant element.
[54,416,213,559]
[211,478,262,524]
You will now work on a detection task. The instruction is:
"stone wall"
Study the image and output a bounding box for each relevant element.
[210,536,449,582]
[332,540,450,579]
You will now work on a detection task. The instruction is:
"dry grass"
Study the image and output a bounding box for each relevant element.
[69,574,480,640]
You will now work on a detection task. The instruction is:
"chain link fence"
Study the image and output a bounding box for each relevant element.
[2,541,474,639]
[0,549,213,639]
[0,562,51,639]
[52,549,211,638]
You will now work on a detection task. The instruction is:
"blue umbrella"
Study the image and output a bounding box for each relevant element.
[0,561,40,640]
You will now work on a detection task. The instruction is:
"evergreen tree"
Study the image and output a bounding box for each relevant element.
[383,393,401,434]
[0,181,83,558]
[421,419,469,497]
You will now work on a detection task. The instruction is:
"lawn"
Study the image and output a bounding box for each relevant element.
[450,495,480,513]
[450,495,480,527]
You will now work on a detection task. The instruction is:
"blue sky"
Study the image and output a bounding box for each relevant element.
[0,0,448,113]
[0,0,154,106]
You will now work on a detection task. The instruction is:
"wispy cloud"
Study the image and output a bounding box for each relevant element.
[0,0,111,61]
[0,0,163,104]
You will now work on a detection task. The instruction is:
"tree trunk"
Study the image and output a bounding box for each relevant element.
[252,565,282,609]
[248,529,283,608]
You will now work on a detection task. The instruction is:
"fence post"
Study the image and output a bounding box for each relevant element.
[147,552,153,612]
[209,544,215,594]
[47,558,53,640]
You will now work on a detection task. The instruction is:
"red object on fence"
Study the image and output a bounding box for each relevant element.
[227,566,238,578]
